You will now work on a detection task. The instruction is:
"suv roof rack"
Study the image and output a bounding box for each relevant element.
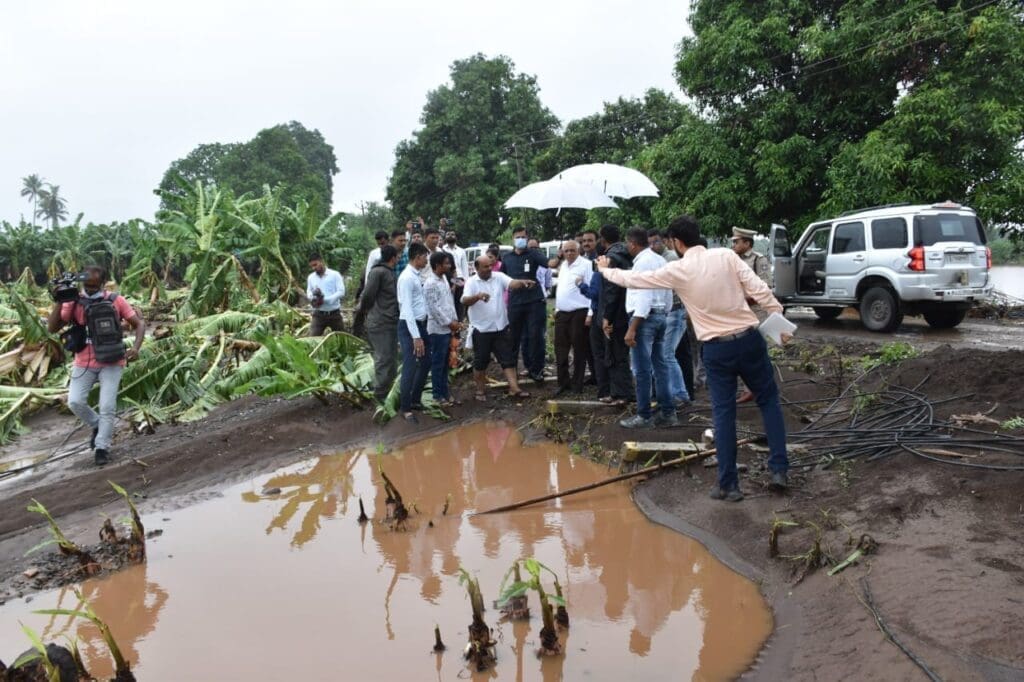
[838,202,911,217]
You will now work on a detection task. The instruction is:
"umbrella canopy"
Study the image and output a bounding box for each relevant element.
[554,162,659,199]
[505,177,618,211]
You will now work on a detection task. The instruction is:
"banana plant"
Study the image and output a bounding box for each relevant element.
[34,587,136,681]
[10,623,62,682]
[496,558,567,656]
[457,568,497,671]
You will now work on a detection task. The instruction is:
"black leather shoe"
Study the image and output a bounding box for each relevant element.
[709,486,744,502]
[771,471,789,489]
[94,449,110,466]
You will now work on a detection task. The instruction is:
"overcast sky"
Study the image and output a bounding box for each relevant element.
[1,0,689,224]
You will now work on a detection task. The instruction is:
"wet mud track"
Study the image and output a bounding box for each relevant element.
[790,309,1024,351]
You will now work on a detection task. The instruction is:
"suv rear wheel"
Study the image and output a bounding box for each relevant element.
[859,286,903,332]
[923,308,967,329]
[813,307,843,321]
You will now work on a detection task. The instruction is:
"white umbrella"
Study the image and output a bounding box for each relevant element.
[504,177,618,211]
[554,162,659,199]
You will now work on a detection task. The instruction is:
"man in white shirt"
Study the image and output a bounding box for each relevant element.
[424,251,461,406]
[443,230,469,280]
[461,255,536,401]
[363,230,391,284]
[443,229,469,320]
[649,228,691,404]
[306,253,346,336]
[620,227,676,429]
[553,240,593,396]
[397,243,431,422]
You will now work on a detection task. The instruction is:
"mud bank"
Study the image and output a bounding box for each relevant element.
[607,346,1024,681]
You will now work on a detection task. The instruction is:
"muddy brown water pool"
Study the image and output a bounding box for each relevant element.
[0,422,771,681]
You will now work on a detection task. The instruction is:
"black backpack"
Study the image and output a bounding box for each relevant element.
[81,294,126,363]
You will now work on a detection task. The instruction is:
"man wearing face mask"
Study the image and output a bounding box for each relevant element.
[501,227,549,384]
[443,228,469,320]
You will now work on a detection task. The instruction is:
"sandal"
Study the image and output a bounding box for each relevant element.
[507,390,531,399]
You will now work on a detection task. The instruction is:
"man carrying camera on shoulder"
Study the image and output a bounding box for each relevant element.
[307,253,346,336]
[46,265,146,466]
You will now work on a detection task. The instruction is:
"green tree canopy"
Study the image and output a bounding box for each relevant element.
[386,54,560,243]
[158,121,339,219]
[642,0,1024,237]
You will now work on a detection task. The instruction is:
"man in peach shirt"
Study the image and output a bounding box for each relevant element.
[597,215,789,501]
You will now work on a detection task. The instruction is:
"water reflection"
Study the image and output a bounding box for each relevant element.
[0,422,770,681]
[241,453,361,547]
[39,564,168,680]
[245,422,771,680]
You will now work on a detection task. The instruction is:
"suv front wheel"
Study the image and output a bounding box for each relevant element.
[923,307,967,329]
[859,286,903,332]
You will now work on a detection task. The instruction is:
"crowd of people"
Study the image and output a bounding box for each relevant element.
[43,209,787,506]
[308,213,787,502]
[41,206,787,507]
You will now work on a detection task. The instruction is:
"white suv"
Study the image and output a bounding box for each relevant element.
[769,202,993,332]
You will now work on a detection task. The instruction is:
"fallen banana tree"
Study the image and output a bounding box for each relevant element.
[0,288,388,443]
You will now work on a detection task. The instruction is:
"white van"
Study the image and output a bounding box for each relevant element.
[465,244,513,276]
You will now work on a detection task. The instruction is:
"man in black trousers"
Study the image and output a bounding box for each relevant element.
[501,226,550,384]
[598,224,634,404]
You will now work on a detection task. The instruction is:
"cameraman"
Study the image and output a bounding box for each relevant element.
[307,253,346,336]
[46,265,145,466]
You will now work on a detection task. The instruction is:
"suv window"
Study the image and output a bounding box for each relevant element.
[871,218,908,249]
[832,222,865,254]
[805,226,830,254]
[772,230,791,258]
[914,214,986,246]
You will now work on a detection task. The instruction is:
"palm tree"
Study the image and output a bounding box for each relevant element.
[36,184,68,228]
[20,174,46,226]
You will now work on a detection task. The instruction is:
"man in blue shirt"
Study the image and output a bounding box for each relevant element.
[306,253,346,336]
[392,228,410,274]
[501,227,550,383]
[397,242,431,422]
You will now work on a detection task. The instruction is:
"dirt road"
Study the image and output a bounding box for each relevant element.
[789,308,1024,351]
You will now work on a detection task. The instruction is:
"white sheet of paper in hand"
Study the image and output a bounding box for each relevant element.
[759,312,797,345]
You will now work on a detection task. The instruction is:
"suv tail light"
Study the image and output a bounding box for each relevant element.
[986,246,992,270]
[907,246,926,272]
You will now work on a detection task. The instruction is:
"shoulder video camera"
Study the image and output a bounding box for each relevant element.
[50,272,87,303]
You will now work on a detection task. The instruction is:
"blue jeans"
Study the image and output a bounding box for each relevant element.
[702,330,788,491]
[428,332,451,401]
[663,308,690,403]
[398,321,431,412]
[630,312,674,419]
[68,365,123,450]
